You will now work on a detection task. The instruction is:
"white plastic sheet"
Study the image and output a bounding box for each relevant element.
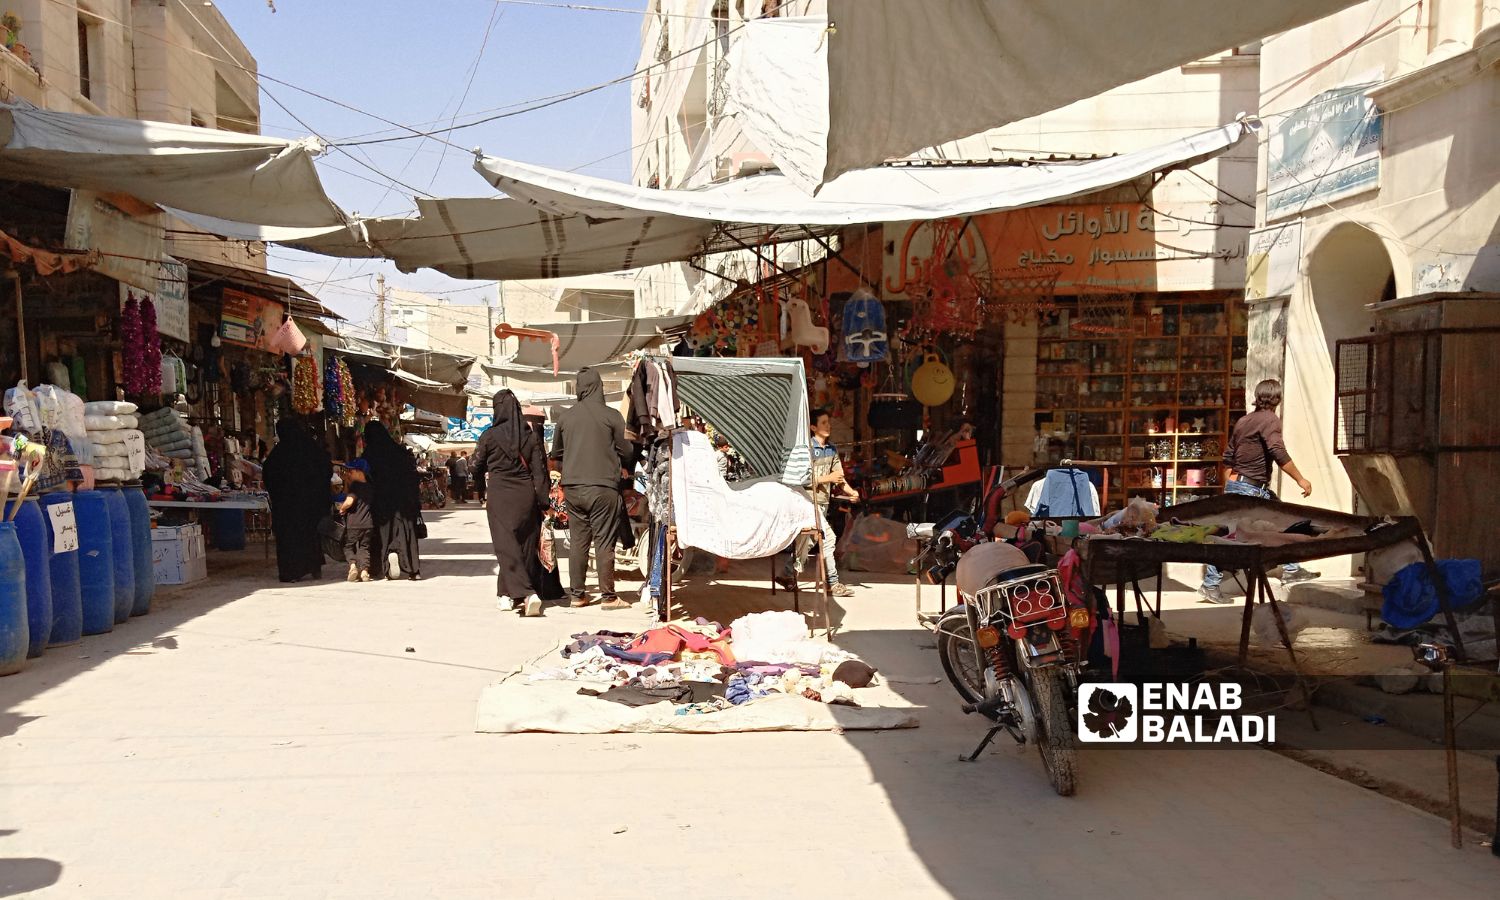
[730,1,1362,191]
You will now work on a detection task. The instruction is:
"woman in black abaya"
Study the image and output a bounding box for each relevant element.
[263,418,332,583]
[360,421,423,580]
[473,390,549,617]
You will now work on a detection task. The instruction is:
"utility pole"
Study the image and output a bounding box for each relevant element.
[375,273,388,340]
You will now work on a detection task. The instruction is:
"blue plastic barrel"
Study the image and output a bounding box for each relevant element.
[123,486,154,616]
[99,487,135,625]
[41,493,82,646]
[4,497,51,658]
[0,521,28,676]
[73,490,115,635]
[213,508,246,551]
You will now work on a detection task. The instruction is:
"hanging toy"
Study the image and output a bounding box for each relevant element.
[782,295,829,354]
[911,351,956,408]
[841,287,888,365]
[292,356,320,414]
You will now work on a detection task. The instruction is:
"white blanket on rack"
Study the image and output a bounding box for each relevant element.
[670,430,816,560]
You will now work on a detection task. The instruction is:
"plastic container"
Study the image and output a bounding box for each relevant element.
[41,493,82,646]
[0,521,28,675]
[99,487,135,625]
[212,508,246,551]
[4,497,51,658]
[73,490,115,635]
[122,486,154,616]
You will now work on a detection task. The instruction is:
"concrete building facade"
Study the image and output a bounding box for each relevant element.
[1250,1,1500,537]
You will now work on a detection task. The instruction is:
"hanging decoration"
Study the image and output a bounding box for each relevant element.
[292,355,320,414]
[323,354,344,421]
[337,359,355,427]
[120,294,150,395]
[139,298,163,394]
[910,350,957,408]
[841,287,888,365]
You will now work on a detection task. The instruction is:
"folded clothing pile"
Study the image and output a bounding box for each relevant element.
[138,406,209,478]
[83,400,146,482]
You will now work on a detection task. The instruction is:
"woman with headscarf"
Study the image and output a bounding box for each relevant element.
[263,418,333,583]
[360,421,423,580]
[473,390,550,617]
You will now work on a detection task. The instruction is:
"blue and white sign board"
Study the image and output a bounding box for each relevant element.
[445,405,493,442]
[1266,77,1383,221]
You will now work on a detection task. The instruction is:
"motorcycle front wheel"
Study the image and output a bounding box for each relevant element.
[935,609,985,706]
[1029,666,1079,796]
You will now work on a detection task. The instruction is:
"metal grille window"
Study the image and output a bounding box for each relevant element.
[1334,333,1442,455]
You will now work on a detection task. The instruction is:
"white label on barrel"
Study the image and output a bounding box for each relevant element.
[48,502,79,554]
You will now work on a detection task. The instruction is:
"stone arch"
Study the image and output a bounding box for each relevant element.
[1304,221,1401,353]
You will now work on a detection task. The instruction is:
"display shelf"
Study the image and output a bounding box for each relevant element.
[1035,294,1248,509]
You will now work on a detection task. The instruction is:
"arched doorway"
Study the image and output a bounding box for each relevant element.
[1281,222,1398,573]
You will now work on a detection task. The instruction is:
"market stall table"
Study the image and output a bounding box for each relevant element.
[147,497,272,559]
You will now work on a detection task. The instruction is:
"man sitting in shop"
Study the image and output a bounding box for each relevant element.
[1199,378,1317,604]
[779,409,859,599]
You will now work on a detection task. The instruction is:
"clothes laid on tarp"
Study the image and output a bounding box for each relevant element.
[726,1,1359,191]
[670,430,817,561]
[0,104,348,228]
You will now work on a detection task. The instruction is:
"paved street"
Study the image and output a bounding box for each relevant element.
[1,507,1495,899]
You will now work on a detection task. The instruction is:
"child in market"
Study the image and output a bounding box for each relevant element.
[338,459,375,583]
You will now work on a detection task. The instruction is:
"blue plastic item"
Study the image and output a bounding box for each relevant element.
[122,486,154,616]
[841,289,888,364]
[1381,558,1484,630]
[99,487,135,625]
[73,490,115,635]
[0,521,27,675]
[213,507,246,551]
[40,493,82,646]
[4,498,51,658]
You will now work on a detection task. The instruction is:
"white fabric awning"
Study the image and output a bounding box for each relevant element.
[289,196,715,281]
[471,120,1257,226]
[729,1,1361,192]
[0,105,348,228]
[486,314,693,378]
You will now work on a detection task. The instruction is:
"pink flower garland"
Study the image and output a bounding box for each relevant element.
[120,295,147,395]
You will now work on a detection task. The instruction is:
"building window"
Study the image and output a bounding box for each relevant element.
[76,16,94,100]
[455,325,469,334]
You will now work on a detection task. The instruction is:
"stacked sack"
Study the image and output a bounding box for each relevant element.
[139,406,203,478]
[83,400,146,482]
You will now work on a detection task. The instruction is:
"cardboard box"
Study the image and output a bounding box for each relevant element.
[152,524,207,585]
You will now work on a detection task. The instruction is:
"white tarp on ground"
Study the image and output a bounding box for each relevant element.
[472,119,1257,226]
[728,1,1362,192]
[0,105,348,228]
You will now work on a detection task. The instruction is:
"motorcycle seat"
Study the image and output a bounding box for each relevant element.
[989,563,1051,586]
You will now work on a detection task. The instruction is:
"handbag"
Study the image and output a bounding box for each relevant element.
[414,515,428,540]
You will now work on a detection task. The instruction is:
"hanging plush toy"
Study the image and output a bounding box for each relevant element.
[783,296,829,354]
[841,288,888,365]
[911,351,957,407]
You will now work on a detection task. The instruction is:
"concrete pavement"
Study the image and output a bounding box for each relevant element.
[1,505,1495,898]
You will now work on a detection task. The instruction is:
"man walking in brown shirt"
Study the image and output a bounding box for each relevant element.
[1200,378,1317,603]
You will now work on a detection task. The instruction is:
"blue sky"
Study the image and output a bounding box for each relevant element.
[215,0,650,328]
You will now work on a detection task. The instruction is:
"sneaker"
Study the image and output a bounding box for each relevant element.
[829,582,855,598]
[1279,568,1321,585]
[1198,584,1234,604]
[600,598,632,611]
[359,571,372,583]
[497,596,515,612]
[523,595,543,617]
[347,564,359,583]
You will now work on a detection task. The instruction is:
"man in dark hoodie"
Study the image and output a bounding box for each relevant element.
[551,367,631,609]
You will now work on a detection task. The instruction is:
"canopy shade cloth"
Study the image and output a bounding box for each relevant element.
[670,357,812,488]
[0,104,348,228]
[728,1,1363,192]
[472,119,1256,227]
[288,196,716,281]
[490,315,694,379]
[291,120,1253,281]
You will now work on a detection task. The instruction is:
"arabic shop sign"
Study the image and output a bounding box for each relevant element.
[1245,220,1302,301]
[1266,78,1383,221]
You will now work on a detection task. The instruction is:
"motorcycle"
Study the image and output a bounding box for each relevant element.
[912,466,1094,796]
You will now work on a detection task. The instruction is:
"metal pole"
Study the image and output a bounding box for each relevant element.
[375,273,388,340]
[8,273,25,383]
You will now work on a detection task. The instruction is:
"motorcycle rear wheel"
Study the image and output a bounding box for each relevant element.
[935,609,985,706]
[1029,667,1079,796]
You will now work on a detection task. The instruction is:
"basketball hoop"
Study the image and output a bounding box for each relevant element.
[981,266,1062,324]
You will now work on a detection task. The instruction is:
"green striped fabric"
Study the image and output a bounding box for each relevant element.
[671,357,811,487]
